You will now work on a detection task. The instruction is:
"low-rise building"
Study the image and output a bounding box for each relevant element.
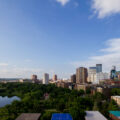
[44,93,49,100]
[19,79,32,83]
[51,113,72,120]
[75,84,91,91]
[68,84,75,90]
[85,111,107,120]
[111,96,120,106]
[91,85,112,98]
[16,113,41,120]
[56,81,69,88]
[109,111,120,120]
[107,80,120,85]
[97,87,111,97]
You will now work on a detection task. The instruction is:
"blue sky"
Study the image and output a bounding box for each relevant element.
[0,0,120,78]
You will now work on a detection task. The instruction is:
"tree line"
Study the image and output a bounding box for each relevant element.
[0,83,119,120]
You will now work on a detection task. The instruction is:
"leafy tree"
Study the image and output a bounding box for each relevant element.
[108,100,119,111]
[70,103,86,120]
[93,101,99,111]
[111,88,120,95]
[56,99,65,112]
[41,111,52,120]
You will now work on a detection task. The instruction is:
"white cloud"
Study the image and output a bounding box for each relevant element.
[92,0,120,18]
[101,38,120,52]
[0,63,8,66]
[56,0,70,6]
[71,38,120,72]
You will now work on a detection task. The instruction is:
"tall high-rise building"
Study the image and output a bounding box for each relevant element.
[112,66,116,70]
[96,64,102,73]
[53,74,57,81]
[88,67,97,83]
[110,66,117,80]
[43,73,49,84]
[76,67,88,84]
[71,74,76,83]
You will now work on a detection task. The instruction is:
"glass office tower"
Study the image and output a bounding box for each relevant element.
[96,64,102,73]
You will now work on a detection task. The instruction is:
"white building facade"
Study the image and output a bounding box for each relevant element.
[88,67,109,84]
[88,67,97,84]
[111,96,120,106]
[96,72,109,84]
[43,73,49,84]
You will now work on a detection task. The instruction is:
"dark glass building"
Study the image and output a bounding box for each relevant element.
[96,64,102,73]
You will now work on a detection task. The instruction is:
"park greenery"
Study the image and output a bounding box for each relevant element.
[0,83,120,120]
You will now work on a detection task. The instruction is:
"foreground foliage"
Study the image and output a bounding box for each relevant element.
[0,83,119,120]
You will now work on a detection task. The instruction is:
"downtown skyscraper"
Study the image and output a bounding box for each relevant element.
[76,67,88,84]
[96,64,102,73]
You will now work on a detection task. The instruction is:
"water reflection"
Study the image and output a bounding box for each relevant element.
[0,96,20,108]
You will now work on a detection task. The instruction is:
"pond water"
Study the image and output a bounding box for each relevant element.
[0,96,20,108]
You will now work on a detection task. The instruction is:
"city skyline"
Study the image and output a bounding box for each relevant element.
[0,0,120,78]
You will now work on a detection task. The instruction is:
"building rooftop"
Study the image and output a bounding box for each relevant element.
[85,111,107,120]
[109,111,120,118]
[89,67,96,69]
[15,113,41,120]
[112,96,120,98]
[51,113,72,120]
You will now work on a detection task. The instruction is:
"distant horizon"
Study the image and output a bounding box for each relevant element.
[0,64,119,79]
[0,64,117,80]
